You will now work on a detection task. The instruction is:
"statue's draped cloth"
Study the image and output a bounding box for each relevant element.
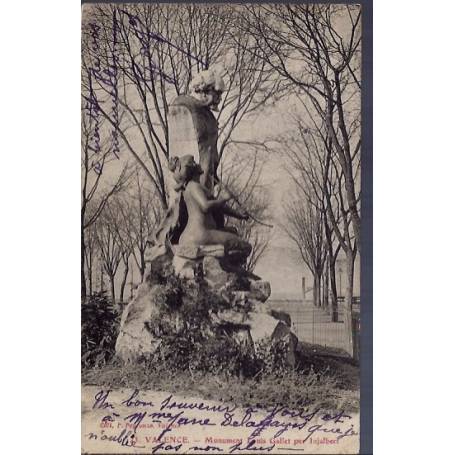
[169,95,219,192]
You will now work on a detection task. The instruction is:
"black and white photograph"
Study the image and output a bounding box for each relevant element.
[80,2,369,453]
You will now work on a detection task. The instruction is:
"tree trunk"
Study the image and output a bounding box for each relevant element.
[344,250,355,357]
[323,261,329,311]
[140,251,146,283]
[343,164,362,256]
[86,246,93,296]
[119,258,129,304]
[329,259,339,322]
[88,263,93,296]
[312,273,321,307]
[100,265,105,293]
[81,228,87,300]
[130,266,135,300]
[109,275,116,307]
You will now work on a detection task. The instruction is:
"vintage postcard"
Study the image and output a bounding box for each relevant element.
[81,1,371,454]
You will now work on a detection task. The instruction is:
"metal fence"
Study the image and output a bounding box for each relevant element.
[291,305,348,351]
[271,299,360,360]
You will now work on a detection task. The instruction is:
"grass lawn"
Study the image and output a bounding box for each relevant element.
[82,341,359,413]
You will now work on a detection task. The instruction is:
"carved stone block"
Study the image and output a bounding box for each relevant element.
[173,244,225,260]
[115,283,162,363]
[249,280,271,302]
[202,255,234,288]
[172,255,197,279]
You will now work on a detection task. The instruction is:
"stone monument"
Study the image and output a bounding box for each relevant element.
[115,69,297,366]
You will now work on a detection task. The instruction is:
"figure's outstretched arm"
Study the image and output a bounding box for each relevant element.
[190,183,232,213]
[222,204,249,221]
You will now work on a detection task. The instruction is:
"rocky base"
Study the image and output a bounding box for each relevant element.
[115,244,297,365]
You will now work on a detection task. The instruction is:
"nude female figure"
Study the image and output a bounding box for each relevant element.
[169,155,252,261]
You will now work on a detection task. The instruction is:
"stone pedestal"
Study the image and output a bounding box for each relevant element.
[115,282,162,363]
[116,243,297,365]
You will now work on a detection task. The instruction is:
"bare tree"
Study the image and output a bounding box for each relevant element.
[280,111,346,320]
[81,3,278,211]
[282,115,359,346]
[116,170,163,283]
[241,4,362,252]
[81,95,130,299]
[330,162,358,355]
[83,221,97,296]
[282,192,326,307]
[93,200,125,307]
[291,118,359,338]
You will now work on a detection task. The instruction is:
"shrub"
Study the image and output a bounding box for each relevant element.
[142,275,293,379]
[81,292,120,368]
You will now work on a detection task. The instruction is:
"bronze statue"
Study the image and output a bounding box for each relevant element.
[147,70,255,266]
